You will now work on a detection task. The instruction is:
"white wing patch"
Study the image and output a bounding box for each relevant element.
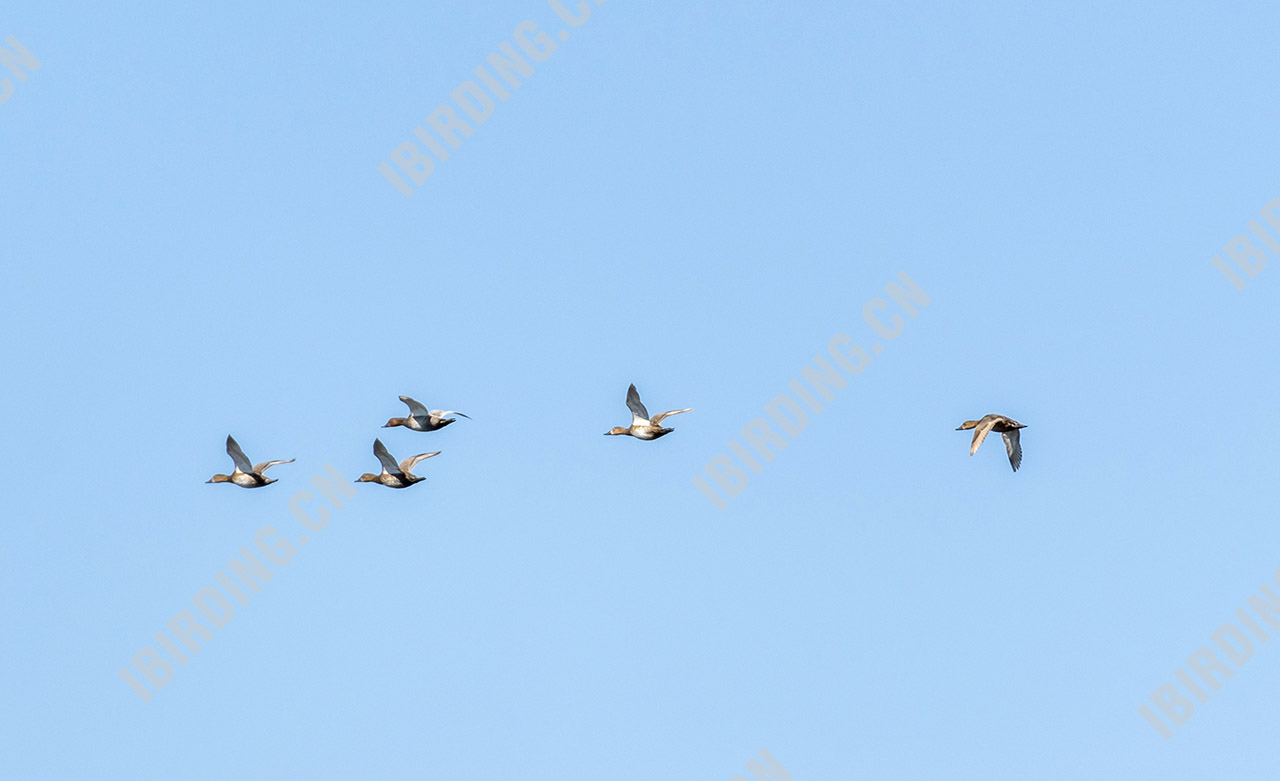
[650,408,692,425]
[400,451,441,474]
[253,458,295,474]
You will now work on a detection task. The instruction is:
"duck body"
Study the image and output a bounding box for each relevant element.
[357,471,424,489]
[955,414,1027,472]
[607,424,674,440]
[218,471,274,488]
[393,415,454,432]
[605,384,691,441]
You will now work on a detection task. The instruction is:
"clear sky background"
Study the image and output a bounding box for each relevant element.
[3,1,1279,778]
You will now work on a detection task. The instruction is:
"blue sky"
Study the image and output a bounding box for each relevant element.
[3,1,1279,778]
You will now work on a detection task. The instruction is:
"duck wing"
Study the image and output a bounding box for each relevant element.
[650,407,692,425]
[253,458,295,474]
[1002,428,1023,472]
[400,451,441,474]
[969,419,996,455]
[373,438,404,475]
[428,409,470,420]
[399,396,430,419]
[226,435,254,473]
[625,383,650,424]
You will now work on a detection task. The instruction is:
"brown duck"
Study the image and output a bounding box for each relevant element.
[383,395,470,432]
[355,438,440,488]
[604,383,692,440]
[955,414,1027,472]
[207,435,294,488]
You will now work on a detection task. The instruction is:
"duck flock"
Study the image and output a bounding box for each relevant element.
[208,385,1028,490]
